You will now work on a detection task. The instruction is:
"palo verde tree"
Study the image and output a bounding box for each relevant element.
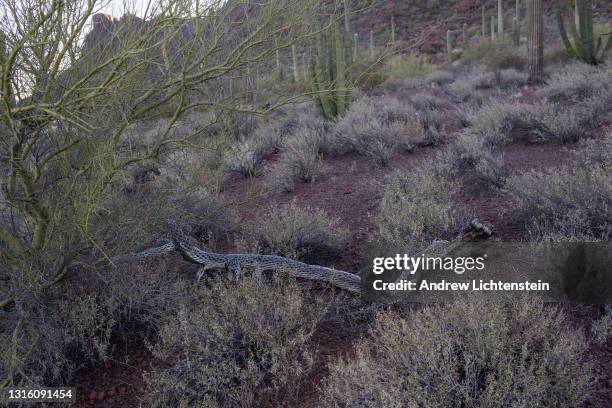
[0,0,323,388]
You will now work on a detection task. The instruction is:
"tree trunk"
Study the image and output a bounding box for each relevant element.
[527,0,544,82]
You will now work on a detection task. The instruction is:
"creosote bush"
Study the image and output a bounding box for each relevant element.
[321,296,594,408]
[374,166,455,252]
[238,202,346,265]
[506,165,611,240]
[145,278,326,408]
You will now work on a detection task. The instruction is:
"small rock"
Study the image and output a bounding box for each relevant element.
[118,386,127,394]
[97,391,105,400]
[89,391,97,400]
[107,388,115,397]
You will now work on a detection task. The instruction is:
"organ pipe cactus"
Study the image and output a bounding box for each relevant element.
[557,0,611,64]
[310,20,351,120]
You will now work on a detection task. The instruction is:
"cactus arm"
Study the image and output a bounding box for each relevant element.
[579,0,594,62]
[557,8,579,59]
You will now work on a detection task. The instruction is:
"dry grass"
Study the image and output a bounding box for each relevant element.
[145,278,326,408]
[238,202,346,265]
[321,296,594,408]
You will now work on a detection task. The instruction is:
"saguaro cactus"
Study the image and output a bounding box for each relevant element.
[446,30,453,62]
[498,0,504,39]
[353,32,358,62]
[390,15,396,45]
[463,23,470,50]
[557,0,612,64]
[527,0,544,81]
[491,16,496,41]
[292,44,299,82]
[515,0,521,44]
[512,17,519,46]
[302,53,307,81]
[369,30,374,61]
[482,6,487,40]
[310,20,352,120]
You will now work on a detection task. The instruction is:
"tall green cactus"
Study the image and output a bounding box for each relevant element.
[369,30,374,61]
[482,6,487,40]
[463,23,469,50]
[446,30,453,62]
[491,16,496,41]
[512,17,519,46]
[515,0,521,45]
[310,20,352,120]
[557,0,612,64]
[390,15,396,45]
[292,44,299,82]
[498,0,504,40]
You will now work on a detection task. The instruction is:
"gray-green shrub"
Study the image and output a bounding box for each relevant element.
[238,202,346,264]
[321,296,593,408]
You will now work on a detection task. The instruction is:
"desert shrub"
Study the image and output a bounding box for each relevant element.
[334,97,427,166]
[461,41,525,71]
[541,61,610,104]
[466,101,535,145]
[238,202,346,264]
[145,278,326,408]
[425,69,455,86]
[352,60,388,90]
[591,312,612,347]
[374,166,454,252]
[320,296,593,408]
[385,54,435,79]
[267,129,320,194]
[409,93,445,110]
[577,129,612,168]
[225,122,285,177]
[498,68,529,89]
[435,131,508,188]
[447,77,485,105]
[506,165,611,239]
[466,100,585,145]
[0,261,186,390]
[175,187,237,247]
